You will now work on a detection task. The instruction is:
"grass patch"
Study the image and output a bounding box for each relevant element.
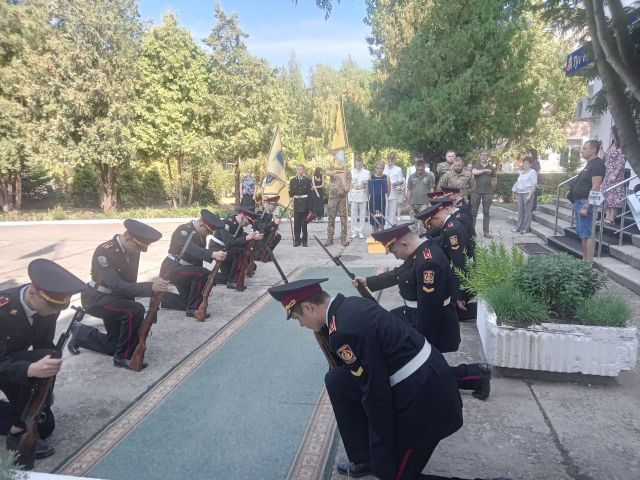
[484,284,548,328]
[576,296,632,327]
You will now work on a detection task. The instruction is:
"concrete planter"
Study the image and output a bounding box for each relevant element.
[476,299,638,376]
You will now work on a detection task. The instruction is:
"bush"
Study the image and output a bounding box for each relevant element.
[118,164,167,208]
[576,296,632,327]
[70,164,99,207]
[509,252,604,317]
[484,285,549,328]
[457,242,526,297]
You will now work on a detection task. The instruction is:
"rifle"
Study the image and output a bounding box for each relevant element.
[17,306,85,470]
[313,235,377,303]
[195,256,223,322]
[236,218,267,289]
[130,231,194,370]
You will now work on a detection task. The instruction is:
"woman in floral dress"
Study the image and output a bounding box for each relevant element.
[602,129,626,225]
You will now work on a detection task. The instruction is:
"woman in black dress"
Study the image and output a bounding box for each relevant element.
[311,167,325,221]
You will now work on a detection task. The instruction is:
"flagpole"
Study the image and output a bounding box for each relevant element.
[341,95,350,237]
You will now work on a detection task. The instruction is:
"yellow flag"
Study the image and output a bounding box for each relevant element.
[331,99,348,171]
[262,126,290,207]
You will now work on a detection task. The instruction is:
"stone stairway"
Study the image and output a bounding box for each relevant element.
[509,198,640,294]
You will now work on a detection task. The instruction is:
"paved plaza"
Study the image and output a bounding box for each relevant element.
[1,207,638,479]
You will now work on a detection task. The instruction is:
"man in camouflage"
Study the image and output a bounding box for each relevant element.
[436,150,456,181]
[325,168,351,246]
[437,156,476,198]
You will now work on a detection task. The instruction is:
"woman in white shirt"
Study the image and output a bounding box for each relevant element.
[511,155,538,234]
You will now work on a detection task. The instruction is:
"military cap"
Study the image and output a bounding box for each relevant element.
[263,195,280,204]
[427,191,449,202]
[371,223,413,254]
[28,259,87,308]
[123,219,162,252]
[268,278,328,319]
[430,197,455,207]
[200,209,225,231]
[441,187,461,195]
[235,207,258,222]
[415,201,452,223]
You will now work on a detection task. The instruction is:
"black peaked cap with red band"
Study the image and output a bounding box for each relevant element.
[415,200,453,222]
[268,278,328,319]
[28,258,87,307]
[263,195,280,204]
[440,187,461,195]
[200,209,225,231]
[123,219,162,252]
[371,223,413,254]
[235,207,258,222]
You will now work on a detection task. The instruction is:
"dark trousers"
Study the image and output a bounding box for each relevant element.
[255,233,281,261]
[450,364,483,391]
[470,192,492,233]
[75,298,145,359]
[161,264,209,311]
[216,248,243,285]
[293,211,308,243]
[0,350,55,437]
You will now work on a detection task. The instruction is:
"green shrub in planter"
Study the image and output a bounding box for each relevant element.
[576,296,632,327]
[484,285,548,328]
[457,242,525,297]
[509,252,604,317]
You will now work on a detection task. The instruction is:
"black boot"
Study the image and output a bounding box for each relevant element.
[336,461,372,477]
[6,430,55,460]
[472,363,492,400]
[67,322,81,355]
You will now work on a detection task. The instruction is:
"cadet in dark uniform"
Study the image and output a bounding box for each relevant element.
[416,204,491,400]
[267,279,464,480]
[159,210,227,317]
[289,163,312,247]
[208,207,262,289]
[68,220,168,370]
[252,195,282,263]
[439,187,476,259]
[0,259,86,459]
[353,224,460,354]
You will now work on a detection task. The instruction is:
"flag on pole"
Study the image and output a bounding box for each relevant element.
[262,126,290,207]
[331,98,348,171]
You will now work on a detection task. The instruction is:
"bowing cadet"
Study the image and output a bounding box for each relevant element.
[253,195,282,262]
[68,220,168,370]
[1,259,86,459]
[159,209,227,318]
[439,187,476,258]
[352,223,460,354]
[208,207,262,290]
[267,279,464,480]
[416,204,491,400]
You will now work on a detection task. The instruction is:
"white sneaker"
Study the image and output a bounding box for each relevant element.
[351,233,357,239]
[358,233,365,239]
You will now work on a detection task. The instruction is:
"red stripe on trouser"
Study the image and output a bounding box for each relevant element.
[178,270,204,308]
[457,375,481,381]
[104,305,135,358]
[396,448,414,480]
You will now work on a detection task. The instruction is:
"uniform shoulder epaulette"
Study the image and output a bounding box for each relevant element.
[0,296,10,308]
[99,240,114,250]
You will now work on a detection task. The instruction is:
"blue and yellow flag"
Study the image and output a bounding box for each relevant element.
[331,98,348,170]
[262,126,290,207]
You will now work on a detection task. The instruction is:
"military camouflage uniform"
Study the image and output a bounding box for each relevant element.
[438,170,476,197]
[436,161,453,180]
[326,170,351,246]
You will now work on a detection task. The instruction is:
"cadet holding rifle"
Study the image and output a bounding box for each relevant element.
[0,259,86,464]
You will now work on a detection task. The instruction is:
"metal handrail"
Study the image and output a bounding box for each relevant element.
[554,174,580,235]
[596,174,638,257]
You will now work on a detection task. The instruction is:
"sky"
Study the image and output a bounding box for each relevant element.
[138,0,373,76]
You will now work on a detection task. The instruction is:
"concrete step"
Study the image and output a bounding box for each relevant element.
[537,204,573,222]
[594,256,640,295]
[633,235,640,248]
[547,235,583,259]
[532,210,571,232]
[540,198,573,210]
[608,244,640,270]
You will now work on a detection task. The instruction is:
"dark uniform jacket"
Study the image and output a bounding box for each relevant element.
[288,176,312,213]
[209,216,247,252]
[165,221,214,267]
[82,236,153,309]
[0,287,57,386]
[328,294,463,479]
[365,241,460,353]
[439,217,468,274]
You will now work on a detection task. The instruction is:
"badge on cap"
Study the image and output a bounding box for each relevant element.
[337,344,356,365]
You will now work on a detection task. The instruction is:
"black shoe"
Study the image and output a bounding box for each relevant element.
[336,461,372,477]
[302,241,308,247]
[472,363,492,400]
[113,356,146,370]
[186,309,210,319]
[293,241,301,247]
[6,431,55,460]
[67,323,81,355]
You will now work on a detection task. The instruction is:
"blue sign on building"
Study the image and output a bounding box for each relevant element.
[565,44,592,76]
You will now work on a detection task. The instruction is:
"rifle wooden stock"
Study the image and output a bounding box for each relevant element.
[314,325,337,369]
[259,225,279,263]
[17,307,85,470]
[195,259,222,322]
[236,239,256,291]
[129,291,165,371]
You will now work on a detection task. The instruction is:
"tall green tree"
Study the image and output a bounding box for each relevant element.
[134,13,209,207]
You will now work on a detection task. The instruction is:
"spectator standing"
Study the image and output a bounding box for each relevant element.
[288,164,312,247]
[240,168,257,210]
[310,167,325,222]
[383,152,405,227]
[526,148,541,211]
[568,140,606,262]
[601,129,625,225]
[368,161,389,233]
[325,167,351,246]
[406,159,434,234]
[471,149,497,238]
[511,155,538,234]
[349,156,371,239]
[438,157,476,198]
[436,150,456,180]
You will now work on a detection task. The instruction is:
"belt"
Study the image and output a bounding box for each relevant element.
[88,280,112,294]
[403,296,450,309]
[293,195,308,199]
[210,236,226,247]
[166,254,193,266]
[389,340,432,387]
